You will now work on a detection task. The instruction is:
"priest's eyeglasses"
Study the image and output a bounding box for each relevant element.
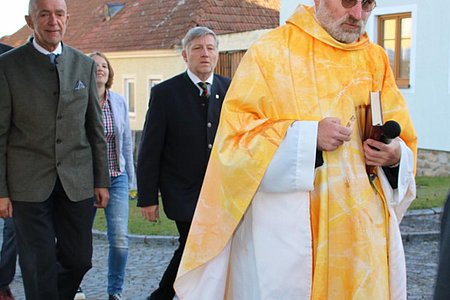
[341,0,377,12]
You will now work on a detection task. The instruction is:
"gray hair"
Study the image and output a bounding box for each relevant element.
[28,0,37,14]
[182,26,218,50]
[28,0,67,15]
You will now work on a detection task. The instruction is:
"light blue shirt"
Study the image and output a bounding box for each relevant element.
[107,90,136,189]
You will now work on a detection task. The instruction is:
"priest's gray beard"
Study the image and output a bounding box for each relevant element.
[315,3,367,44]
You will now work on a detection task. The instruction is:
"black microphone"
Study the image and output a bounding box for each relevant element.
[380,120,401,144]
[380,120,402,187]
[366,120,401,178]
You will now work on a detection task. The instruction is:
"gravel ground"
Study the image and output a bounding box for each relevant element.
[2,208,443,300]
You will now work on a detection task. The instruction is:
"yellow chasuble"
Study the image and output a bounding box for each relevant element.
[175,5,417,299]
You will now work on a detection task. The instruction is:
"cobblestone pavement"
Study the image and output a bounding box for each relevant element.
[401,209,441,300]
[2,208,442,300]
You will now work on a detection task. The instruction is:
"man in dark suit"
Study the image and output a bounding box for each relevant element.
[0,43,12,54]
[0,0,110,299]
[434,192,450,300]
[0,42,17,300]
[137,26,231,300]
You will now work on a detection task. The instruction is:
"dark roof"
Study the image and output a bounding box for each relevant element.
[0,0,279,52]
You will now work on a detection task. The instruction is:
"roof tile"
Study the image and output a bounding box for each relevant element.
[1,0,279,52]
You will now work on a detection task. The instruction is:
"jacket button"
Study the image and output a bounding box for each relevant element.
[208,144,213,149]
[56,162,61,167]
[56,139,62,144]
[207,122,212,128]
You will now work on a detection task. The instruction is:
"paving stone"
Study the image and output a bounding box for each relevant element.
[1,209,443,300]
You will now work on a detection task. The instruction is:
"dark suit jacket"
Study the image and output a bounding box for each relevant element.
[0,40,110,202]
[434,193,450,300]
[0,43,12,54]
[137,72,231,221]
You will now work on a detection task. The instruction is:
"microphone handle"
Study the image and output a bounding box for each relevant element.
[380,136,393,144]
[366,125,382,177]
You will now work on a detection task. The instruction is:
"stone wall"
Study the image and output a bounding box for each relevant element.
[417,149,450,177]
[131,131,450,177]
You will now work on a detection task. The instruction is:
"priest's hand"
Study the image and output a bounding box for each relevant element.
[141,205,159,222]
[363,137,401,167]
[317,117,352,151]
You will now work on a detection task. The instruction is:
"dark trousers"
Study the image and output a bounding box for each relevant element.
[150,221,191,300]
[434,193,450,300]
[12,178,94,300]
[0,218,17,290]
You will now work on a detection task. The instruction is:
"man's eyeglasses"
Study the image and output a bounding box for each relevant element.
[341,0,377,12]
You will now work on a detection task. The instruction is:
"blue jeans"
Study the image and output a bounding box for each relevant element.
[94,173,129,295]
[0,218,17,290]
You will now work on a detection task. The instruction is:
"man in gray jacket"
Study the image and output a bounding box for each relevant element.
[0,42,16,300]
[0,0,110,299]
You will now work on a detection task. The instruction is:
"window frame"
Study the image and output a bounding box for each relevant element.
[377,12,412,89]
[147,76,163,103]
[367,4,417,92]
[123,76,136,118]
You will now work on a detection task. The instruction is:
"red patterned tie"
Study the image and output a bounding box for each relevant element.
[198,82,209,98]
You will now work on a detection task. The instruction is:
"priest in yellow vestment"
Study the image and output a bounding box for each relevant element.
[175,1,417,299]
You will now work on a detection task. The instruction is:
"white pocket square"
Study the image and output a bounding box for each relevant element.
[74,80,86,90]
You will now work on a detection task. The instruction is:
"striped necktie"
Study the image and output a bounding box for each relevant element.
[198,82,209,98]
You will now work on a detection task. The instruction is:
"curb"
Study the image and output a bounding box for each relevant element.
[92,229,178,247]
[92,208,444,245]
[404,207,443,216]
[402,207,442,241]
[402,231,440,242]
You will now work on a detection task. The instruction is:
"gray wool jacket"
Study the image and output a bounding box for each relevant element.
[0,40,110,202]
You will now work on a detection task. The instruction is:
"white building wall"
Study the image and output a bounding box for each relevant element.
[369,0,450,152]
[280,0,450,152]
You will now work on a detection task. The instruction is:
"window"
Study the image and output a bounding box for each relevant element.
[104,3,125,19]
[148,78,161,93]
[124,78,136,116]
[377,13,412,88]
[148,77,162,102]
